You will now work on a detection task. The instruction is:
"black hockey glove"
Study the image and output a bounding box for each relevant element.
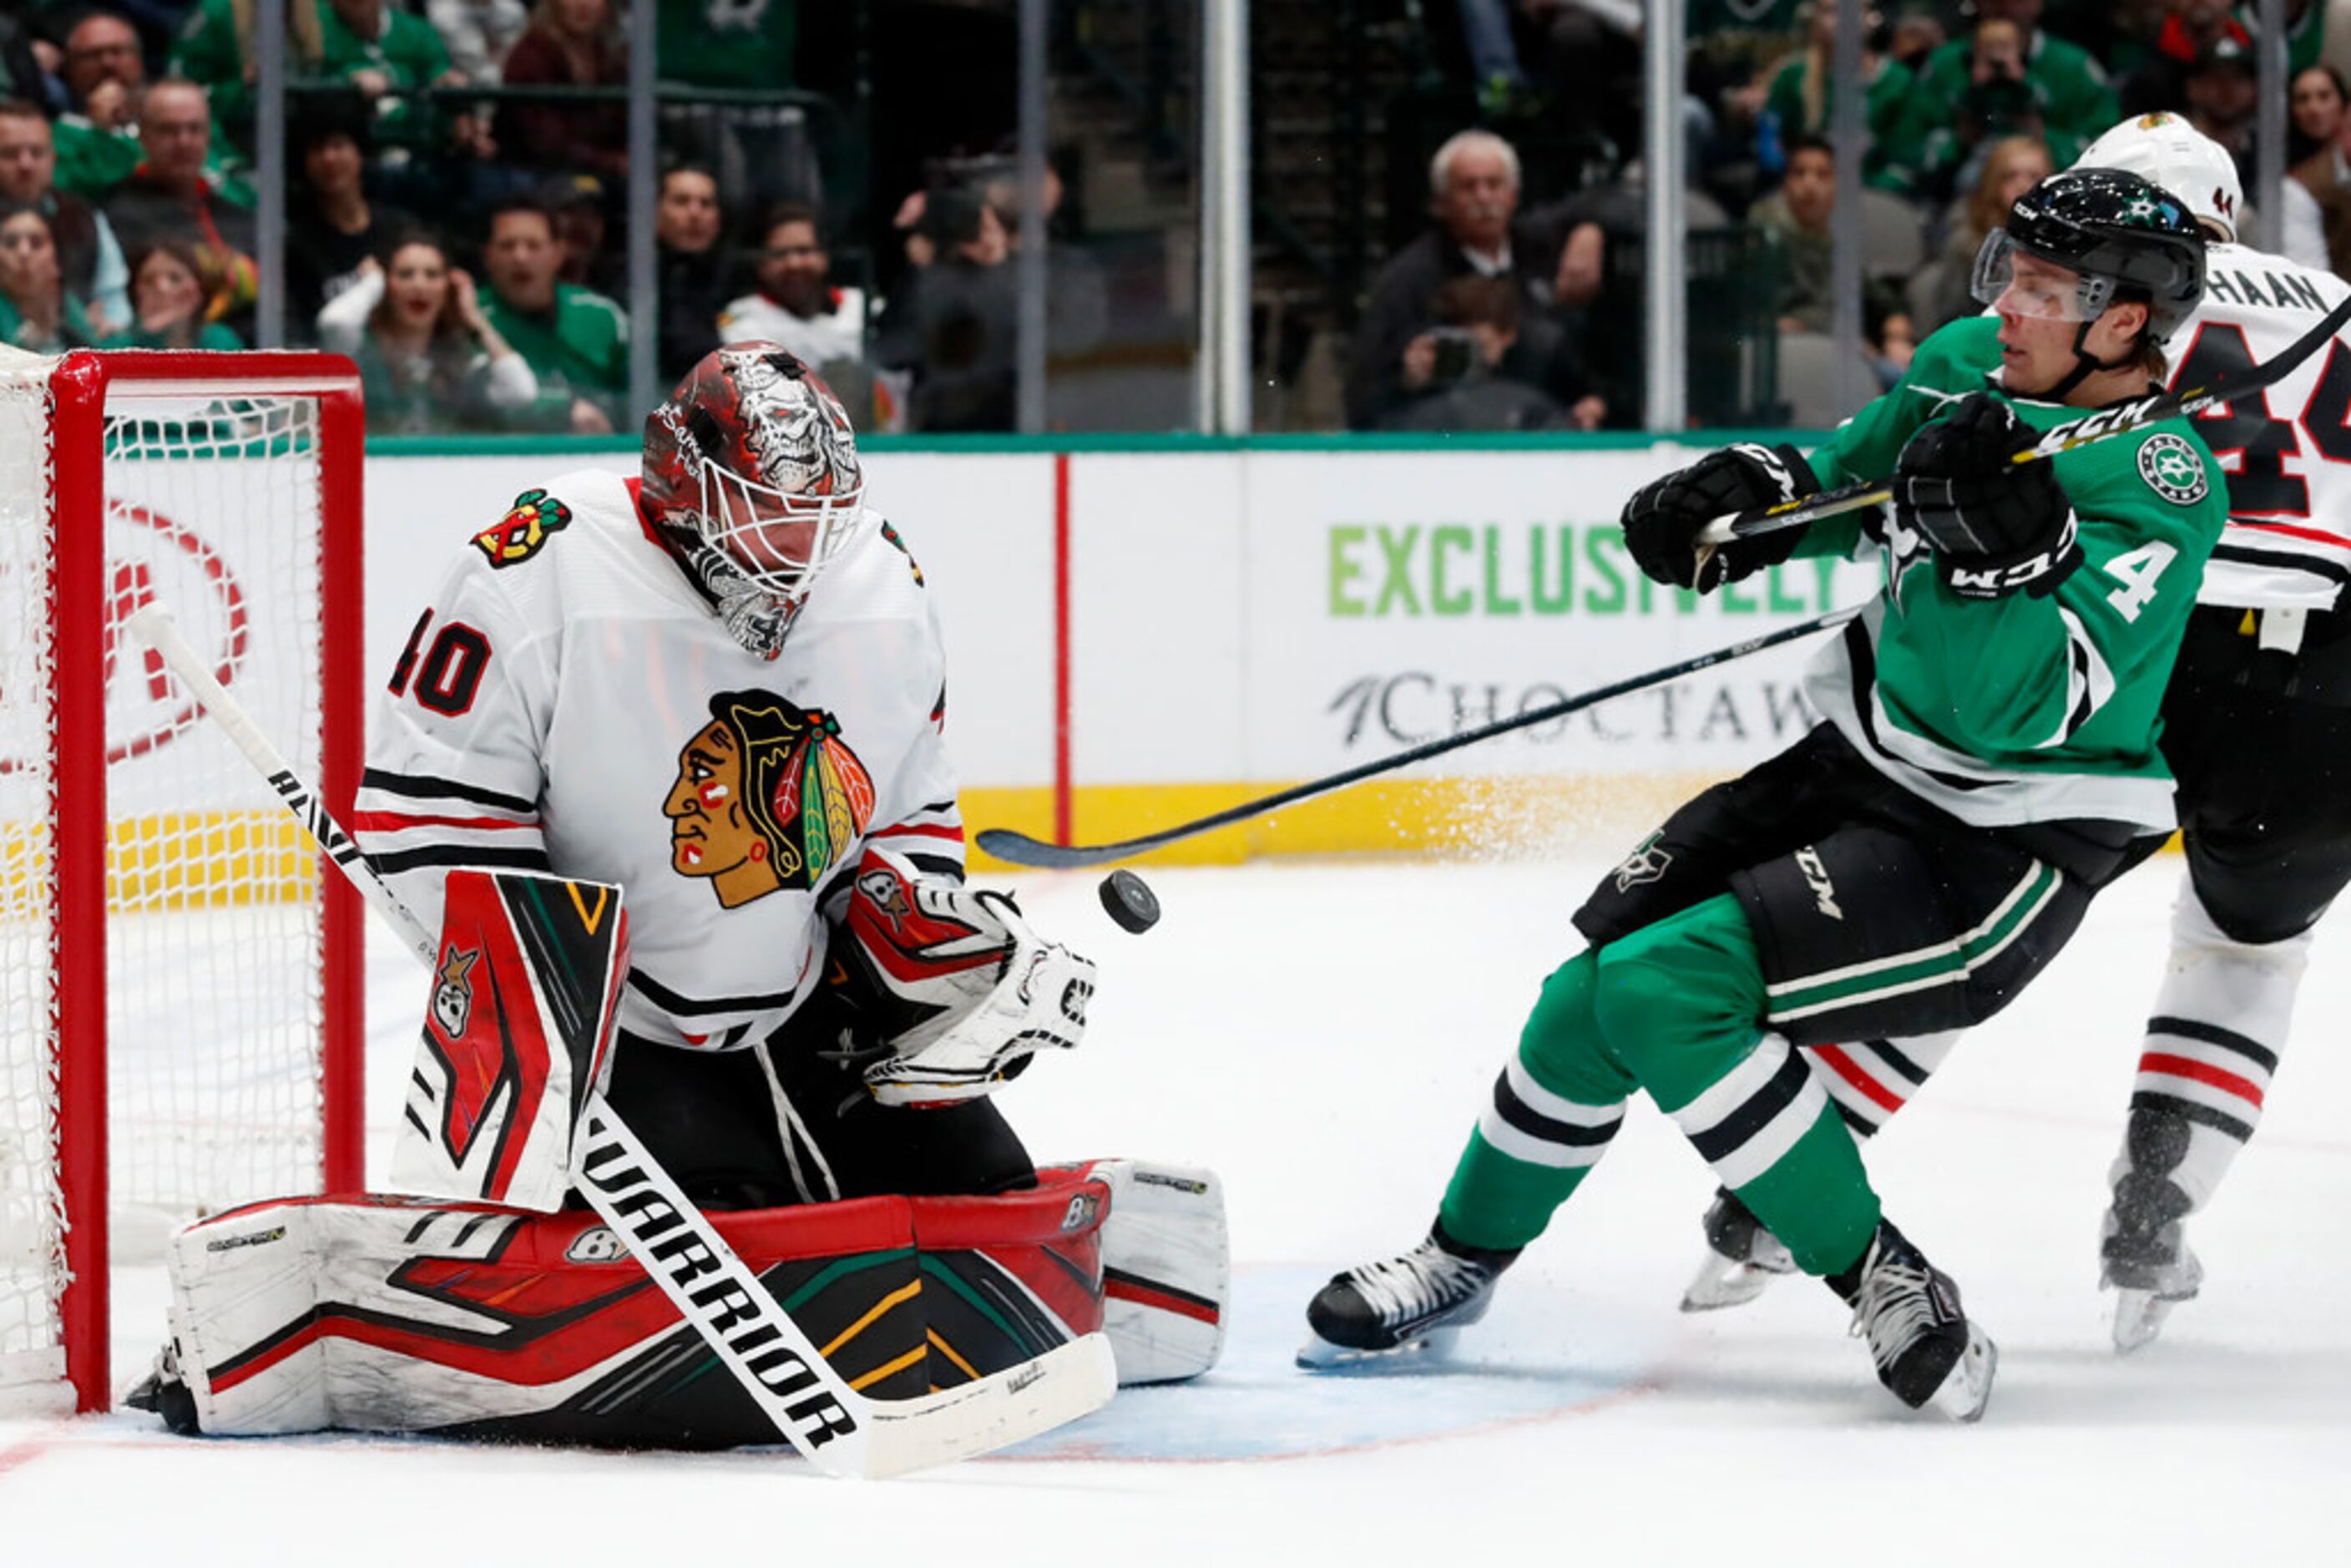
[1621,442,1821,593]
[1893,392,2081,601]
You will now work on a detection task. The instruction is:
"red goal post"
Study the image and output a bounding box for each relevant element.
[0,350,366,1414]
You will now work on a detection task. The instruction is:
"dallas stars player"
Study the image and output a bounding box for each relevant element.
[1299,169,2223,1421]
[1686,115,2351,1354]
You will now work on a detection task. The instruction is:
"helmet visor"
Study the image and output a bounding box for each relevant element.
[695,458,864,599]
[1970,229,2116,322]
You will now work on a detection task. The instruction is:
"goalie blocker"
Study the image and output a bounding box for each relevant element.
[142,862,1225,1440]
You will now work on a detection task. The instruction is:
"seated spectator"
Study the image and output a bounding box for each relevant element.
[101,79,256,329]
[1901,0,2116,199]
[983,156,1110,361]
[498,0,627,181]
[0,99,129,336]
[1917,131,2050,330]
[53,9,149,196]
[316,231,538,431]
[540,171,622,296]
[2182,35,2258,187]
[0,14,59,116]
[873,188,1016,432]
[473,194,626,432]
[170,0,323,152]
[654,164,724,382]
[0,204,101,351]
[719,203,865,369]
[2283,63,2349,272]
[102,237,244,348]
[1866,296,1919,390]
[317,0,471,157]
[1749,134,1908,336]
[1380,275,1596,432]
[1885,5,1945,73]
[1759,2,1920,193]
[285,99,413,328]
[428,0,532,83]
[1343,129,1595,430]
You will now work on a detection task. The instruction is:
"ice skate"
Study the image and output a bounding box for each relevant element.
[1298,1227,1517,1369]
[2102,1201,2203,1354]
[1680,1186,1797,1312]
[1833,1222,1996,1421]
[123,1339,200,1435]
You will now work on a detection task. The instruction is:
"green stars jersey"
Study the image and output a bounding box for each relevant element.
[1792,314,2227,832]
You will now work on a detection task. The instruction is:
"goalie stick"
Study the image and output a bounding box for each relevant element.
[129,604,1116,1479]
[1697,287,2351,549]
[976,606,1860,870]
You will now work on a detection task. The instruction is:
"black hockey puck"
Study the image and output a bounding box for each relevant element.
[1099,869,1160,933]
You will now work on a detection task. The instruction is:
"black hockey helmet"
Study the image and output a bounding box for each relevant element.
[1970,168,2207,345]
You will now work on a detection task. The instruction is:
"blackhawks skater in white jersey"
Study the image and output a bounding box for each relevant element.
[1686,115,2351,1353]
[1301,169,2224,1420]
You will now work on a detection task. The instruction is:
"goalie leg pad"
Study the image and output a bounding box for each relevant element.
[1084,1160,1230,1385]
[159,1172,1115,1444]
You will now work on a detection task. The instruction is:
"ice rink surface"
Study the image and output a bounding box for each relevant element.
[7,850,2350,1565]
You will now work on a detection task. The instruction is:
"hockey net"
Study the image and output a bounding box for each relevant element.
[0,350,363,1414]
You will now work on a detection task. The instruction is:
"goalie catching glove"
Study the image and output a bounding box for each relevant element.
[828,844,1095,1106]
[1621,442,1821,592]
[1893,392,2082,600]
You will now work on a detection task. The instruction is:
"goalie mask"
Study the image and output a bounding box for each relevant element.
[644,344,866,655]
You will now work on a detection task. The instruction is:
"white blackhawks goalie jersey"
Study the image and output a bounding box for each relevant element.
[355,468,965,1053]
[2172,243,2351,610]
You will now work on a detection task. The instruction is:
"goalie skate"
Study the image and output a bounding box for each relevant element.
[1839,1222,1996,1422]
[2103,1213,2204,1355]
[1681,1187,1797,1312]
[1297,1229,1515,1369]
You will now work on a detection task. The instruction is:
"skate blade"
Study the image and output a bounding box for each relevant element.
[1928,1327,1996,1424]
[1295,1324,1464,1373]
[2110,1288,2181,1354]
[1680,1255,1786,1313]
[2106,1250,2202,1354]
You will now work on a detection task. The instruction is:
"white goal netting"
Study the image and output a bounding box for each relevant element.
[0,352,346,1414]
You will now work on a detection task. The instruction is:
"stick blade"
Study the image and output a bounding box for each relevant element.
[858,1333,1118,1478]
[973,827,1120,870]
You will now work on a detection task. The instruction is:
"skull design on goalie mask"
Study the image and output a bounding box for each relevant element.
[642,344,865,651]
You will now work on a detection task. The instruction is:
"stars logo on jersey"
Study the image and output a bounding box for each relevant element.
[473,488,574,569]
[2136,432,2210,506]
[665,689,877,908]
[1612,831,1674,893]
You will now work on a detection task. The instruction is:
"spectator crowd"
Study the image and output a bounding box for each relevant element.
[3,2,2344,436]
[1347,0,2346,431]
[0,0,1050,436]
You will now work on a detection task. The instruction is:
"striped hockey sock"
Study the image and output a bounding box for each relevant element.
[1440,951,1630,1251]
[2112,884,2312,1221]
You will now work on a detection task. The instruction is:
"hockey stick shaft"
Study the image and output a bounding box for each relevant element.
[130,605,1114,1478]
[975,604,1861,870]
[1696,287,2351,547]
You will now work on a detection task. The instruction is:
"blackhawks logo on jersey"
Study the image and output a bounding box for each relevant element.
[665,689,877,908]
[473,488,574,569]
[2136,433,2209,507]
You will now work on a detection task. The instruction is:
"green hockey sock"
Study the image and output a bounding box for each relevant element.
[1592,893,1882,1275]
[1438,949,1636,1252]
